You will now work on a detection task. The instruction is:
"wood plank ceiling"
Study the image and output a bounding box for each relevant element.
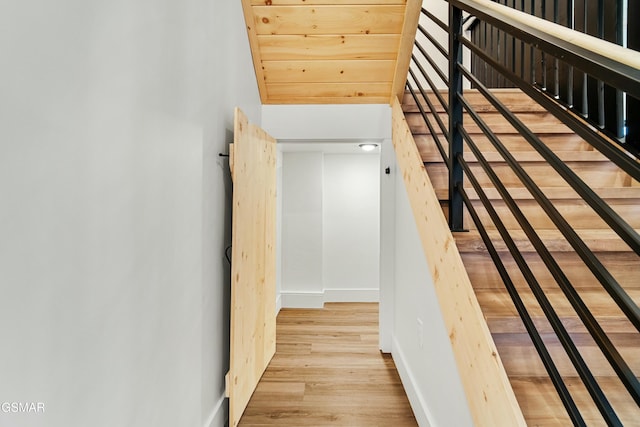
[241,0,421,104]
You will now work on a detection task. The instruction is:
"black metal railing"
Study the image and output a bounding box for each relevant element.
[406,1,640,424]
[469,0,640,150]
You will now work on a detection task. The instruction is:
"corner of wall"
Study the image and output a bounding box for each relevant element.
[204,395,228,427]
[392,337,435,427]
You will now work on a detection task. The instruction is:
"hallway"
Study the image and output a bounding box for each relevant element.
[238,303,417,426]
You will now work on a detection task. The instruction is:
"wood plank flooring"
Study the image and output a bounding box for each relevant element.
[238,303,417,426]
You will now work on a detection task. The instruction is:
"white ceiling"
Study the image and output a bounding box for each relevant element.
[277,140,382,154]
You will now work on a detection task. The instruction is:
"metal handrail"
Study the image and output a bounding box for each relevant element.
[454,0,640,93]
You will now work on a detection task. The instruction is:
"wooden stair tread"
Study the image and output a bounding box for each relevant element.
[474,288,640,320]
[486,316,637,335]
[494,332,640,377]
[426,161,636,190]
[441,198,640,230]
[415,133,594,153]
[434,186,640,201]
[402,89,548,113]
[406,111,572,135]
[454,229,635,252]
[510,376,640,426]
[462,251,640,290]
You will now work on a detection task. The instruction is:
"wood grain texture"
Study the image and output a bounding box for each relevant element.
[441,198,640,230]
[415,133,593,158]
[263,95,391,104]
[267,83,391,103]
[229,108,277,427]
[391,97,527,426]
[250,0,406,4]
[462,251,640,290]
[262,59,395,83]
[426,161,630,191]
[241,0,268,103]
[238,303,418,426]
[510,376,640,426]
[391,0,421,102]
[242,1,418,103]
[406,111,572,135]
[257,34,401,60]
[454,228,634,253]
[402,89,549,113]
[252,5,405,35]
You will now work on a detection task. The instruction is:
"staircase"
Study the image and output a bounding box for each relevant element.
[403,89,640,426]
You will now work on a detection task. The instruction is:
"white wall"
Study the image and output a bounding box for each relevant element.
[263,103,391,309]
[411,0,472,92]
[279,150,380,307]
[0,2,260,427]
[380,146,473,427]
[280,152,325,307]
[276,150,284,313]
[379,140,397,352]
[262,104,391,141]
[413,0,450,90]
[323,154,380,300]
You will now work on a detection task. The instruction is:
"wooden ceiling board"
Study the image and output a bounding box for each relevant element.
[257,34,401,60]
[253,5,405,35]
[391,0,422,101]
[250,0,406,5]
[242,0,269,103]
[262,60,396,83]
[266,81,392,100]
[264,95,391,104]
[242,0,419,104]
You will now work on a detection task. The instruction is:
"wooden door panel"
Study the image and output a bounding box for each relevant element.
[228,108,277,427]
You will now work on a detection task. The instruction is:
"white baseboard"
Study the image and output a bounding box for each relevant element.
[280,288,380,308]
[392,337,434,427]
[276,293,282,315]
[203,394,227,427]
[323,288,379,303]
[280,291,324,308]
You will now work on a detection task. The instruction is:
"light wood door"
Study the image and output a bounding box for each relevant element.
[228,107,277,427]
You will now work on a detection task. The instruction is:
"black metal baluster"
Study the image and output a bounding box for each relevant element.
[531,0,537,84]
[541,0,548,90]
[553,0,560,97]
[597,0,605,127]
[520,0,526,80]
[449,4,464,231]
[581,0,589,116]
[567,0,574,107]
[629,0,640,150]
[615,0,624,137]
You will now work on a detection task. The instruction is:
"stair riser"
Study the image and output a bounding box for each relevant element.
[509,377,639,426]
[441,200,640,230]
[426,162,633,190]
[402,90,548,114]
[406,112,569,135]
[476,288,640,333]
[494,335,640,377]
[461,252,640,290]
[414,134,594,155]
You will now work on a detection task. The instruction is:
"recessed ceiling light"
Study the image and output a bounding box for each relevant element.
[359,143,378,152]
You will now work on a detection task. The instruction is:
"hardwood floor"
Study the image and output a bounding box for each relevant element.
[238,303,417,426]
